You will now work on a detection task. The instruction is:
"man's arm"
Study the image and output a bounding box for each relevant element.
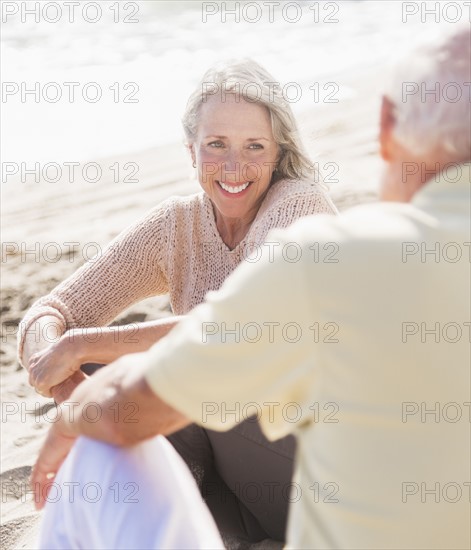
[65,351,189,444]
[31,351,189,509]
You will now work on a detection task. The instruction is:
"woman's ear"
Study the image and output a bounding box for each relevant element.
[188,144,196,166]
[380,96,396,162]
[275,146,282,171]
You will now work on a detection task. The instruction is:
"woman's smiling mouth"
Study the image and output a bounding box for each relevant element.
[217,181,253,194]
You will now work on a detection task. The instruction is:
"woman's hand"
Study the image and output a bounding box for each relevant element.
[28,333,86,398]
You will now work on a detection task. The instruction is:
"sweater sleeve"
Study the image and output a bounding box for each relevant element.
[17,199,174,367]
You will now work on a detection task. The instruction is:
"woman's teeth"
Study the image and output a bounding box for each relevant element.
[218,181,251,194]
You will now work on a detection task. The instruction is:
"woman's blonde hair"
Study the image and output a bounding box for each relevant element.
[182,58,316,184]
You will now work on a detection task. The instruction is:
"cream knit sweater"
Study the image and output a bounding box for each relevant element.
[18,179,336,365]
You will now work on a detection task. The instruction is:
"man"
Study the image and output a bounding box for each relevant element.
[31,27,470,549]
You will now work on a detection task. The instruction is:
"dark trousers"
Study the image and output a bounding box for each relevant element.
[167,418,296,545]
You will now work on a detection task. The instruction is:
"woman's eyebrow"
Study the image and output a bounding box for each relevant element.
[203,135,270,141]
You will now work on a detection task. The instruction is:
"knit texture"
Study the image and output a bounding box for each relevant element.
[18,179,336,366]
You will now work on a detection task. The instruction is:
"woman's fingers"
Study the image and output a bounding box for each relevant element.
[28,356,54,396]
[28,343,79,396]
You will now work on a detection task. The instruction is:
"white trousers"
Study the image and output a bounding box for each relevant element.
[38,436,224,549]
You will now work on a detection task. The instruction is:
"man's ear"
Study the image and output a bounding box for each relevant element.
[380,96,396,162]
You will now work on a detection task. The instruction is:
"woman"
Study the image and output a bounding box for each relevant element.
[20,59,337,545]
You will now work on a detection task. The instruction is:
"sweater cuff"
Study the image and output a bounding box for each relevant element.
[17,308,67,369]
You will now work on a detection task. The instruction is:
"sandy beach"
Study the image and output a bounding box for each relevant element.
[0,63,384,548]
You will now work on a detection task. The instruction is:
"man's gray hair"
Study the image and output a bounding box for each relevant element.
[385,26,470,160]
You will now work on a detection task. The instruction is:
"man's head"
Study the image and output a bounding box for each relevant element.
[379,26,470,202]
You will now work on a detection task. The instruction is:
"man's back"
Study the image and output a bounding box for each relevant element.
[285,164,470,548]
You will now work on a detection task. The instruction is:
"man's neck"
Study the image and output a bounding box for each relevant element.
[379,153,466,202]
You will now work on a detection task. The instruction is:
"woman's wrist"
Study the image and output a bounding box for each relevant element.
[60,329,91,366]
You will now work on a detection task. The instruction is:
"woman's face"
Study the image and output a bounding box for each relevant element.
[191,94,280,225]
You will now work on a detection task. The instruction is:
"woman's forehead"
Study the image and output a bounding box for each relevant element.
[198,95,273,135]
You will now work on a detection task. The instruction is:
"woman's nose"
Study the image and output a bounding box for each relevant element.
[221,151,244,182]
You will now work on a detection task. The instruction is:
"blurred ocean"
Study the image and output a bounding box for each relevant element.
[1,0,457,164]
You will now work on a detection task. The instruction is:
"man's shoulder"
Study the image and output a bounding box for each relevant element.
[260,201,443,292]
[272,201,434,248]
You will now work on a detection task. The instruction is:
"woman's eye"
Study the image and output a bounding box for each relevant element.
[249,143,263,150]
[208,141,224,148]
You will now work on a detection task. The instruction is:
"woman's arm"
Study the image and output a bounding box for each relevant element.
[69,316,183,364]
[28,316,183,397]
[20,201,176,400]
[18,201,173,365]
